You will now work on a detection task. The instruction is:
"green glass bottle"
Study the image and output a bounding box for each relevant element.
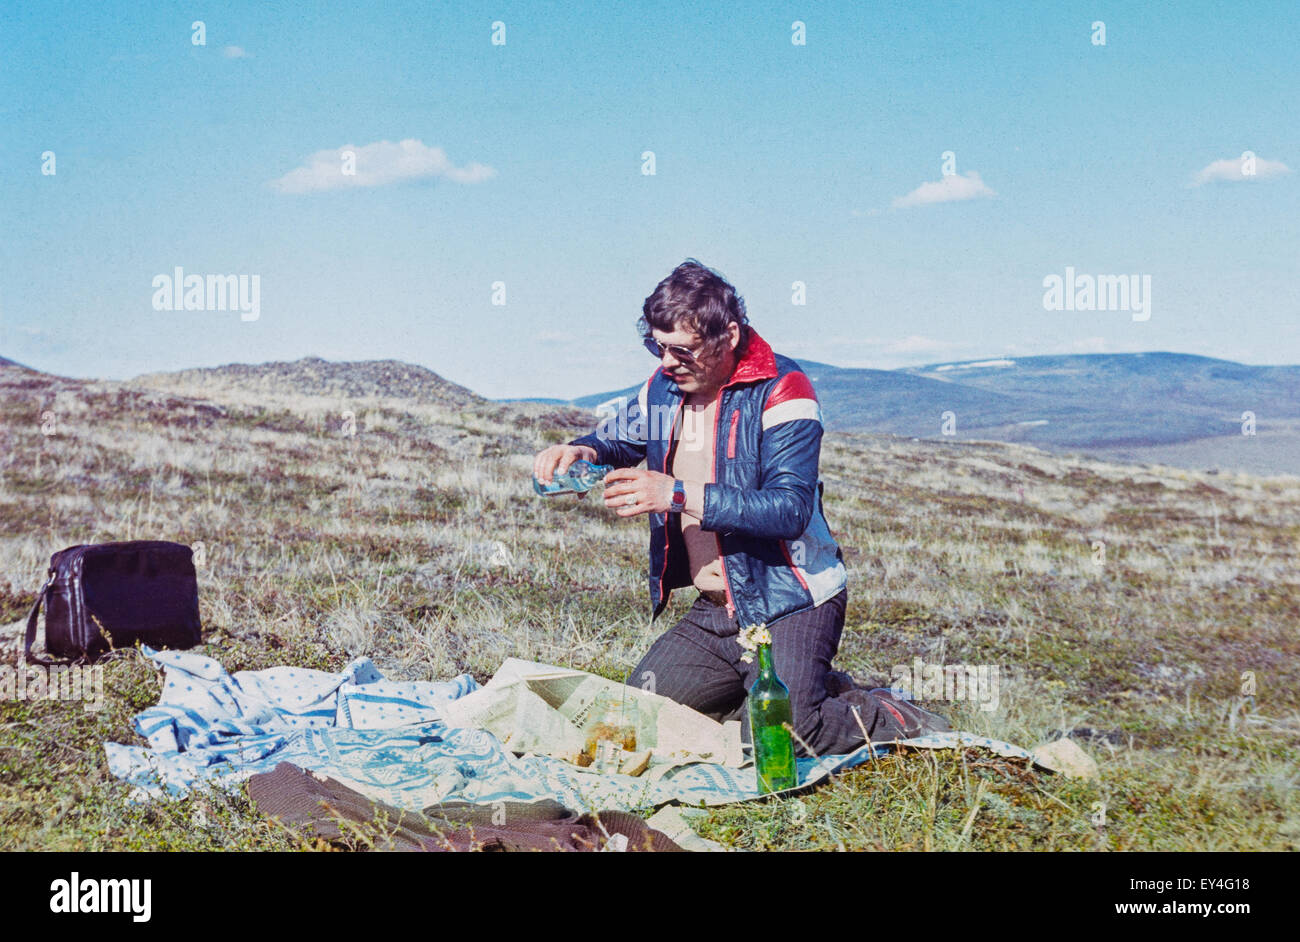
[748,642,797,793]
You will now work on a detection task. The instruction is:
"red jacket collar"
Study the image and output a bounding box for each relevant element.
[724,329,777,387]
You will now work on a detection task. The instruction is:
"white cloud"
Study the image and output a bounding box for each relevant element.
[892,170,996,208]
[222,46,251,59]
[1192,155,1291,186]
[270,139,496,194]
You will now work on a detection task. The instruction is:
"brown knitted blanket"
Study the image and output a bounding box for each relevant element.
[247,762,685,852]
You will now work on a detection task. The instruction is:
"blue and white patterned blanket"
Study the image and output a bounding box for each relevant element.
[105,647,1037,813]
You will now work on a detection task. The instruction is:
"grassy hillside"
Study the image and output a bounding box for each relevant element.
[2,359,1297,851]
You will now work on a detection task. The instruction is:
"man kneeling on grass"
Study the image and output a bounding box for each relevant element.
[532,259,951,757]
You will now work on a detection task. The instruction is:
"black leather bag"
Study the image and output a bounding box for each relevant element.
[24,540,203,664]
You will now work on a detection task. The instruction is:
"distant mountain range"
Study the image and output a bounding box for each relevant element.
[4,351,1296,476]
[510,352,1300,476]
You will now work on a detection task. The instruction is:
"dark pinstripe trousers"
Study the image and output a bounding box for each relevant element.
[627,587,870,758]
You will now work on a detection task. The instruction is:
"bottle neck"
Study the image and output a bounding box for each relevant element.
[756,642,775,675]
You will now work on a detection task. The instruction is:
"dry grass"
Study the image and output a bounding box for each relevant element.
[1,364,1297,850]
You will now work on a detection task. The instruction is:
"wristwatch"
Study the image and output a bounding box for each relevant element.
[668,479,686,513]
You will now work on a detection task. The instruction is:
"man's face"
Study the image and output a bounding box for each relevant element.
[651,321,740,399]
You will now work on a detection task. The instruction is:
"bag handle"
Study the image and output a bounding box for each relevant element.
[23,575,62,666]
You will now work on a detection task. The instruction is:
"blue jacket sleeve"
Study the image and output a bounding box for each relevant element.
[700,412,820,541]
[567,377,651,469]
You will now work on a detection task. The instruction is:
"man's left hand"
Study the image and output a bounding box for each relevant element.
[604,468,677,516]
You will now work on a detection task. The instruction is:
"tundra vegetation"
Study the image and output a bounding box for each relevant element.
[1,359,1296,851]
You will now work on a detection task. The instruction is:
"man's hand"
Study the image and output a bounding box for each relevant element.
[604,468,677,517]
[533,443,598,483]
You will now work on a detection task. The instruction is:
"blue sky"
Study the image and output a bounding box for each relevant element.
[2,0,1297,399]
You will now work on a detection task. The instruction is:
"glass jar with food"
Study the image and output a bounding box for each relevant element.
[581,691,639,773]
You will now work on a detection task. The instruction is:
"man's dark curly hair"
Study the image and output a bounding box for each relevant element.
[637,259,751,360]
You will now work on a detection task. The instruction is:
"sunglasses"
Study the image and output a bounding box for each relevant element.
[643,336,713,366]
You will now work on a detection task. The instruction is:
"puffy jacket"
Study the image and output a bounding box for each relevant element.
[569,329,847,628]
